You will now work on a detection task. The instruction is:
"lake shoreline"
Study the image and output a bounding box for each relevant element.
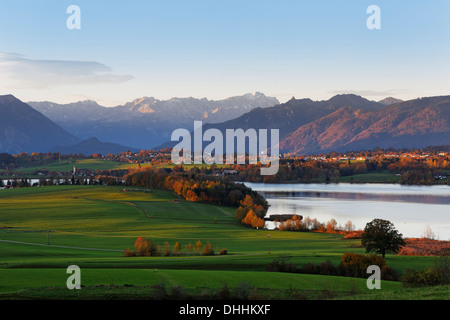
[237,179,449,187]
[244,182,450,240]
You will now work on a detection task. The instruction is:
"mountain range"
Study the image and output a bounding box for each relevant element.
[158,94,450,155]
[28,92,279,149]
[0,93,449,156]
[280,95,450,154]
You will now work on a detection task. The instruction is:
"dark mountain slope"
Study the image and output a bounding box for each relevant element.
[0,95,80,154]
[280,96,450,154]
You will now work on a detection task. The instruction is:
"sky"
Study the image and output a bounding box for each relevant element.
[0,0,449,107]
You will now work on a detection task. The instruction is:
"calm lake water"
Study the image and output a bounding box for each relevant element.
[244,183,450,240]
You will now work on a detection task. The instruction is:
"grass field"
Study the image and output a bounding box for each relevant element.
[0,185,443,300]
[10,158,231,174]
[0,268,404,300]
[11,158,143,174]
[339,171,400,184]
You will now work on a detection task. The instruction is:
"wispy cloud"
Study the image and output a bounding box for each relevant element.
[0,52,133,89]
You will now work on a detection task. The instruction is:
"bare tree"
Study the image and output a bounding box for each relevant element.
[344,220,355,232]
[423,225,435,240]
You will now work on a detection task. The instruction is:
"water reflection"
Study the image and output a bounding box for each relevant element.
[259,191,450,205]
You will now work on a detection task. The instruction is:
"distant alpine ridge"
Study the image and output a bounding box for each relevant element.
[28,92,279,149]
[378,97,404,105]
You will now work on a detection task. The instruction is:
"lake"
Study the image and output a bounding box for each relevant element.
[244,183,450,240]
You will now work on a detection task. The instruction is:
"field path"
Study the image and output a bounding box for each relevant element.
[126,202,151,218]
[0,239,122,252]
[0,239,266,259]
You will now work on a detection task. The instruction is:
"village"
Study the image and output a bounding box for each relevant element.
[1,147,449,190]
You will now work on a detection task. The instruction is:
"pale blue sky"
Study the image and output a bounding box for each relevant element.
[0,0,449,106]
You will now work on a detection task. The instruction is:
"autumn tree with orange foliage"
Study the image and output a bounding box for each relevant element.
[242,209,265,229]
[134,237,155,256]
[235,195,266,222]
[326,219,338,233]
[202,242,215,256]
[173,242,181,253]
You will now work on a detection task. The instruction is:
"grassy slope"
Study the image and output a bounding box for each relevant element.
[0,268,402,298]
[0,185,439,299]
[11,158,142,173]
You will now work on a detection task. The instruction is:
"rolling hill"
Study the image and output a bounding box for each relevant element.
[49,137,139,155]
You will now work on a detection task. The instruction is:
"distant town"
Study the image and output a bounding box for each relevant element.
[1,145,449,189]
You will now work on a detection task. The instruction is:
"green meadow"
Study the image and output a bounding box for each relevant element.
[0,185,440,299]
[9,158,231,176]
[339,171,401,184]
[11,158,142,174]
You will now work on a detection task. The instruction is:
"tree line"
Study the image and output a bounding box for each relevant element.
[124,237,226,257]
[225,155,450,185]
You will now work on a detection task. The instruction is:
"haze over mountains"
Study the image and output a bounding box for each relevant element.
[0,93,449,156]
[28,92,279,149]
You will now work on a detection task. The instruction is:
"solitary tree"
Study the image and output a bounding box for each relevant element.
[173,242,181,253]
[362,219,405,258]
